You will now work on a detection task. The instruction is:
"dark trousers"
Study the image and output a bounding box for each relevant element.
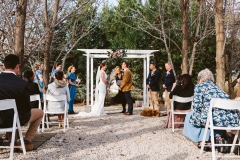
[124,91,133,114]
[119,90,126,111]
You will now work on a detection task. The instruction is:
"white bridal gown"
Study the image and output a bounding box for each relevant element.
[75,70,107,117]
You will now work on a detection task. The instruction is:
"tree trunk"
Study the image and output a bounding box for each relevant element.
[189,0,202,75]
[180,0,189,74]
[43,0,59,93]
[215,0,225,89]
[228,71,235,99]
[159,0,176,79]
[14,0,28,76]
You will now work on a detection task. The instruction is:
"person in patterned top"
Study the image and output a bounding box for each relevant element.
[183,68,240,145]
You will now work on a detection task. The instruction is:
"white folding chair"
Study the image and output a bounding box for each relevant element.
[0,99,26,159]
[30,94,42,133]
[42,94,69,133]
[169,95,193,132]
[201,98,240,160]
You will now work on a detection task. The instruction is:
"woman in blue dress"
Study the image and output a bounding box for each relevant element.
[67,65,80,114]
[33,62,44,100]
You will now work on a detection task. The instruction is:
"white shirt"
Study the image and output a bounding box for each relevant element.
[3,71,16,75]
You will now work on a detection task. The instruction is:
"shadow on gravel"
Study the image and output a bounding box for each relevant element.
[128,154,151,160]
[70,115,145,128]
[166,153,189,160]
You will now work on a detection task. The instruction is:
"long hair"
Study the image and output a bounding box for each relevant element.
[115,66,121,74]
[181,74,193,89]
[100,62,106,69]
[33,61,43,72]
[24,70,34,83]
[67,65,74,74]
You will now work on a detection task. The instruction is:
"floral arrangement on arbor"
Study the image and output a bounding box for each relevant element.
[107,49,127,58]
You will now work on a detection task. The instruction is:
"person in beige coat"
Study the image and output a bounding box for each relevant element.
[119,61,135,115]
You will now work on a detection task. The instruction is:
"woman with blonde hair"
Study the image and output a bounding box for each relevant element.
[67,65,80,114]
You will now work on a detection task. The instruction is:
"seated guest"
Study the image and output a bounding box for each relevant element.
[0,54,43,151]
[47,71,70,122]
[165,74,194,128]
[183,68,240,148]
[24,70,41,108]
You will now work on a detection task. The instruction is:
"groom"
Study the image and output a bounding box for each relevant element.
[119,61,135,115]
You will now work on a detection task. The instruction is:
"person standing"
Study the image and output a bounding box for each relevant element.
[146,62,160,111]
[33,62,44,99]
[67,65,80,114]
[0,54,43,151]
[114,66,127,113]
[119,61,135,115]
[162,62,175,113]
[51,62,62,83]
[75,63,109,117]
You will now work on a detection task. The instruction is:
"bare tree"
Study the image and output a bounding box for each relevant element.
[14,0,28,76]
[224,0,240,98]
[215,0,225,88]
[180,0,189,74]
[188,0,215,75]
[119,0,181,77]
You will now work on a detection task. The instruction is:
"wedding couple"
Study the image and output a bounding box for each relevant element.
[75,61,134,117]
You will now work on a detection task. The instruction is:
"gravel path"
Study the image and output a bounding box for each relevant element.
[0,105,237,160]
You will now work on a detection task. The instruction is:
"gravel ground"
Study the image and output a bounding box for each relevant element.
[0,105,238,160]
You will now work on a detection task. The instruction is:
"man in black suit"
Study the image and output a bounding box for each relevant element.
[0,54,43,151]
[162,62,175,113]
[146,62,160,111]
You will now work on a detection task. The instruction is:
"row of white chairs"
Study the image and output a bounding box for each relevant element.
[169,96,240,160]
[0,94,69,159]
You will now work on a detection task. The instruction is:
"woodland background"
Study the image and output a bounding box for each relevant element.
[1,0,240,101]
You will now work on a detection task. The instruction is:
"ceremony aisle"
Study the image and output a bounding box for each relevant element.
[1,105,224,160]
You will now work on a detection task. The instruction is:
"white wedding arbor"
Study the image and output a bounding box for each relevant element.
[78,49,159,112]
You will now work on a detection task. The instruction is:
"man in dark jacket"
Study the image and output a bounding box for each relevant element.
[146,62,160,110]
[0,54,43,151]
[162,62,175,113]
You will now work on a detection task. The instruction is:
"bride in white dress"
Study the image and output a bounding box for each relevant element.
[75,63,110,117]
